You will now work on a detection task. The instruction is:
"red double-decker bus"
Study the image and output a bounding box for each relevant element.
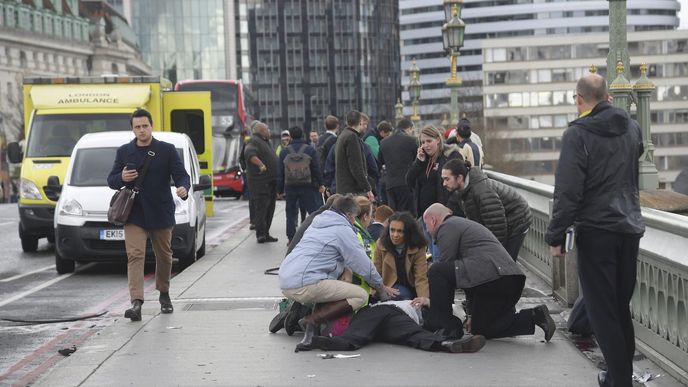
[175,80,255,198]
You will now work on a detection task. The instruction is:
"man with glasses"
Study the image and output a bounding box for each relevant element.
[547,74,645,387]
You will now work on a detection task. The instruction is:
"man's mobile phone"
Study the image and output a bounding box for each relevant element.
[125,162,137,171]
[564,227,576,253]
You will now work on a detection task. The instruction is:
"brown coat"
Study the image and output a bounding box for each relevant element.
[373,245,429,298]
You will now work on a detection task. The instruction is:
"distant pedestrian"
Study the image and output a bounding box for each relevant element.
[277,126,325,244]
[239,133,255,230]
[317,115,340,171]
[335,111,373,200]
[243,121,279,243]
[367,204,393,241]
[546,73,645,387]
[379,119,417,215]
[454,121,484,168]
[107,108,190,321]
[442,159,532,261]
[309,130,319,145]
[365,120,393,204]
[423,204,555,342]
[275,130,291,157]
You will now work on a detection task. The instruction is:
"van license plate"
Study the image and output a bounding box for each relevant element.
[100,229,125,241]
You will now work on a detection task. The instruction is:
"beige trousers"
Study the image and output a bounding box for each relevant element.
[124,224,173,301]
[282,279,369,310]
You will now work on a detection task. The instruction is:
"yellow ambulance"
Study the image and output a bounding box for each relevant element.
[7,75,213,252]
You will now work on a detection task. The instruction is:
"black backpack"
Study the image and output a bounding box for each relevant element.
[284,144,312,186]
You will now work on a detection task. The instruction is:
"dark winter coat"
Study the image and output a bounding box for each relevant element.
[435,216,524,289]
[335,126,371,194]
[379,130,418,189]
[545,101,645,246]
[243,134,279,185]
[107,137,190,230]
[450,168,532,244]
[406,145,462,216]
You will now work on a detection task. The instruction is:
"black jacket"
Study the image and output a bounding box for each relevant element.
[450,168,532,244]
[545,101,645,246]
[406,145,462,216]
[379,130,418,189]
[243,134,278,185]
[317,131,337,170]
[335,126,371,194]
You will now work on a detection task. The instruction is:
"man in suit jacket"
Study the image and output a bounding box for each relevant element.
[379,119,417,215]
[107,108,190,321]
[422,204,555,342]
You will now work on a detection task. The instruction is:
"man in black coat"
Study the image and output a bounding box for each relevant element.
[422,204,555,342]
[442,159,532,261]
[317,115,339,172]
[243,121,279,243]
[335,110,373,200]
[546,74,645,387]
[107,108,190,321]
[379,119,417,214]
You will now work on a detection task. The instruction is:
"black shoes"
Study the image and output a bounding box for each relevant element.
[249,223,256,230]
[598,371,608,387]
[284,301,303,336]
[257,235,279,243]
[533,304,556,342]
[124,299,143,321]
[160,292,173,314]
[441,334,486,353]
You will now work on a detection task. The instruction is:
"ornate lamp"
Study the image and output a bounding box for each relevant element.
[408,58,422,122]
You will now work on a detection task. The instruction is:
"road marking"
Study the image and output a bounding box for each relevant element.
[206,215,249,243]
[0,263,94,308]
[0,265,55,283]
[0,221,15,226]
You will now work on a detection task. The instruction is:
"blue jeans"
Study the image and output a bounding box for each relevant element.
[285,186,319,240]
[393,283,417,301]
[418,217,440,263]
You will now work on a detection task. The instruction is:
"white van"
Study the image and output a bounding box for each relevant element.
[51,132,211,274]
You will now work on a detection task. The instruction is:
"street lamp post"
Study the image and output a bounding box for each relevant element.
[395,98,404,122]
[408,58,422,123]
[635,63,660,190]
[442,1,466,125]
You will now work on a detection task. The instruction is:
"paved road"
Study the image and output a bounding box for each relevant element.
[0,199,249,386]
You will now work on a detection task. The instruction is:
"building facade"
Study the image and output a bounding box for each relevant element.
[236,0,400,134]
[399,0,681,131]
[0,0,149,201]
[482,30,688,187]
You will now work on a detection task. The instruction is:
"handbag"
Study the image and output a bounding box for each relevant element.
[107,148,156,226]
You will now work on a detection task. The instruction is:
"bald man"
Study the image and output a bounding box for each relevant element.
[422,204,555,342]
[546,74,644,387]
[243,122,279,243]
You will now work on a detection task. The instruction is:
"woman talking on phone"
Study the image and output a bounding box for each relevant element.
[406,125,462,262]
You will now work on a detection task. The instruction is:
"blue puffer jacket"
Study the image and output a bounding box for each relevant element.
[279,210,383,290]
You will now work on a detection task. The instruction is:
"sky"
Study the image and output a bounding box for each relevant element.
[681,0,688,29]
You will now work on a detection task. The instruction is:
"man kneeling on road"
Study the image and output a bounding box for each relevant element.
[422,204,555,341]
[279,195,395,350]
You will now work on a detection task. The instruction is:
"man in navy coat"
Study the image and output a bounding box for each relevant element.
[107,108,190,321]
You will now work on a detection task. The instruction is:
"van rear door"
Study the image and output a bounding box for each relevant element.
[162,91,213,216]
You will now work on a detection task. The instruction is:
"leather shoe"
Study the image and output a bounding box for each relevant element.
[533,304,556,342]
[284,301,303,336]
[124,299,143,321]
[264,235,279,243]
[159,292,173,314]
[598,371,608,387]
[441,334,486,353]
[249,223,256,230]
[257,236,267,243]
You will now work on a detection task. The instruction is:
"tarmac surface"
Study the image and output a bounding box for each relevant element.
[33,202,679,386]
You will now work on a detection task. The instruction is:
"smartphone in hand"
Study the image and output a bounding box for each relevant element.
[125,162,137,171]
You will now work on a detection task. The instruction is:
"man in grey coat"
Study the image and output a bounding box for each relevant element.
[335,110,373,200]
[422,204,555,341]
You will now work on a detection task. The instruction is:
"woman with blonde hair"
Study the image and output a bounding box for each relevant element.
[406,125,462,261]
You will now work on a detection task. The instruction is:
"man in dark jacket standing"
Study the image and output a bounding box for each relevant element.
[442,159,532,261]
[278,126,325,244]
[317,115,339,171]
[243,121,279,243]
[335,110,373,200]
[379,119,417,214]
[546,74,645,387]
[422,204,555,342]
[107,108,190,321]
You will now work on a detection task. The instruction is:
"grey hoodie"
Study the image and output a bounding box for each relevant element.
[279,210,383,290]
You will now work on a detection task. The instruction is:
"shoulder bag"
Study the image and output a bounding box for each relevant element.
[107,148,156,226]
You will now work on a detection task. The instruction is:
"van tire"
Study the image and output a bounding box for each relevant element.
[178,230,197,270]
[19,224,39,252]
[197,231,206,259]
[55,250,75,274]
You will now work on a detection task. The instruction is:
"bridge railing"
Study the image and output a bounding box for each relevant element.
[486,170,688,383]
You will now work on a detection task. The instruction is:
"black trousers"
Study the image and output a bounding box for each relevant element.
[577,229,639,387]
[312,305,445,351]
[250,180,276,239]
[386,186,415,216]
[503,231,527,262]
[427,261,534,339]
